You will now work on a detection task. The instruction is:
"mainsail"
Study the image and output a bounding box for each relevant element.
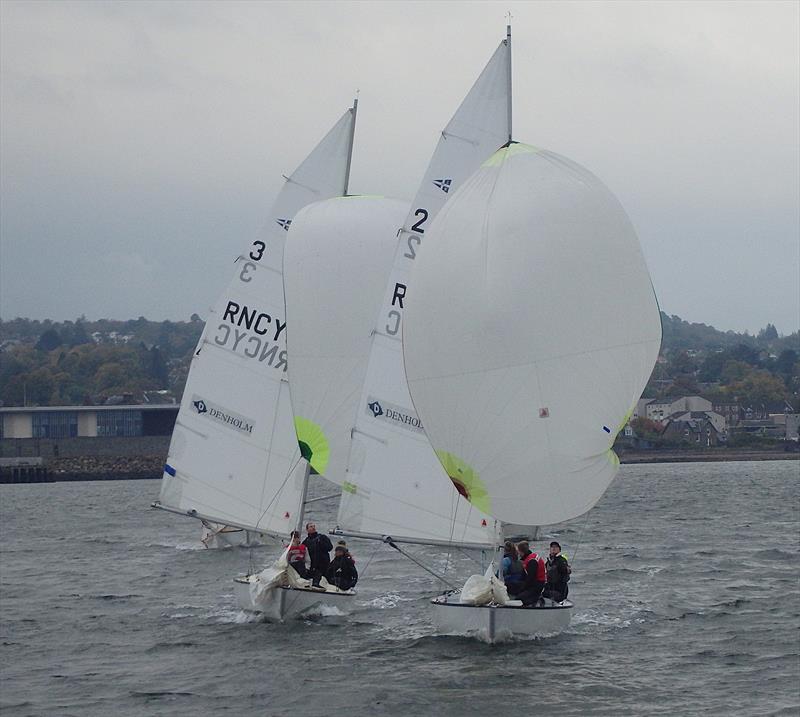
[156,103,358,536]
[286,33,512,548]
[403,143,663,527]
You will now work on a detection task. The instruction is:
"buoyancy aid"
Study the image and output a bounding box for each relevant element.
[521,551,547,582]
[287,544,307,563]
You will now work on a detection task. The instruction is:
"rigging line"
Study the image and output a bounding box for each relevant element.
[384,537,458,590]
[568,511,592,570]
[253,452,305,533]
[256,377,294,516]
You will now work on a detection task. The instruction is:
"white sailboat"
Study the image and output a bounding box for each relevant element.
[402,142,663,642]
[235,195,409,619]
[153,100,358,551]
[282,31,512,561]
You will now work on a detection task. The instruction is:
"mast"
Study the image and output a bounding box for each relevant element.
[295,461,312,534]
[344,97,358,195]
[506,23,512,143]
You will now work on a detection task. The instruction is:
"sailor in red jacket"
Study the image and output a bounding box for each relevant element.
[286,530,309,578]
[515,540,546,606]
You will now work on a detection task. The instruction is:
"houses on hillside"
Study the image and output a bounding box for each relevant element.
[630,395,799,447]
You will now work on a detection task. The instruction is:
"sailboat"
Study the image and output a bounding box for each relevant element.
[402,142,663,642]
[281,31,512,566]
[233,195,409,619]
[153,100,358,550]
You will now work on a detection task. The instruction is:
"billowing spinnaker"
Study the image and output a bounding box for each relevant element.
[336,37,511,547]
[283,196,409,486]
[158,106,356,535]
[403,143,662,526]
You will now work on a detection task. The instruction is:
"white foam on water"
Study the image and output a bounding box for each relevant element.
[361,593,414,609]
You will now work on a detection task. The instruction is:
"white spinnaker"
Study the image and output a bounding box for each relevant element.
[283,196,409,487]
[403,144,663,526]
[158,106,356,535]
[338,37,511,547]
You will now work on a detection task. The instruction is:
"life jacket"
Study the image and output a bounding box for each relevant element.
[522,551,547,582]
[287,545,306,563]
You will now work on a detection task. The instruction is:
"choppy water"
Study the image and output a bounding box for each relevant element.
[1,461,798,716]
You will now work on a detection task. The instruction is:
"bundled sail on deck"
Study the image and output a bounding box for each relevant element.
[156,104,357,536]
[403,143,663,526]
[284,34,512,548]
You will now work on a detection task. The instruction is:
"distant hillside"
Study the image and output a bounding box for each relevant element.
[0,313,797,409]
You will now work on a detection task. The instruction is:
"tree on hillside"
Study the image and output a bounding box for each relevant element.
[727,370,787,408]
[758,323,779,341]
[35,328,62,352]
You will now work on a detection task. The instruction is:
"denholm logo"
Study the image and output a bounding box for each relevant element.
[191,395,255,435]
[365,396,424,434]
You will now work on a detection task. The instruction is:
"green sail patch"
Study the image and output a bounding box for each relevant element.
[482,142,539,168]
[293,417,330,475]
[435,450,491,513]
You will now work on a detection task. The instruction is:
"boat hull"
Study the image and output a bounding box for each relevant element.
[233,576,355,622]
[431,592,573,643]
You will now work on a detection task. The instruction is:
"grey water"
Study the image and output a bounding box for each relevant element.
[1,461,798,716]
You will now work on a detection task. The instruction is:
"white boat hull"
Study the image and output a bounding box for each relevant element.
[233,576,355,622]
[431,592,573,643]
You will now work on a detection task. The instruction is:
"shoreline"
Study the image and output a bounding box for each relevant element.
[618,449,798,464]
[0,450,797,483]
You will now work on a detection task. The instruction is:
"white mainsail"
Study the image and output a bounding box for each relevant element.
[321,34,511,547]
[403,143,663,527]
[157,103,358,536]
[283,195,409,479]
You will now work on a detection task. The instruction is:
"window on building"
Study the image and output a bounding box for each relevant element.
[32,412,78,439]
[96,410,143,437]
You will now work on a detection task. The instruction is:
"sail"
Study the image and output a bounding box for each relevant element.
[403,143,663,526]
[335,36,511,547]
[157,104,357,535]
[283,195,409,480]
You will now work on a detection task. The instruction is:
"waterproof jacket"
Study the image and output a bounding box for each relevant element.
[501,555,525,586]
[546,553,570,591]
[302,532,333,570]
[325,554,358,590]
[520,551,546,588]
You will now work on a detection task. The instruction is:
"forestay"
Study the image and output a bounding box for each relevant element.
[283,196,409,481]
[157,105,357,535]
[403,143,663,526]
[336,36,512,547]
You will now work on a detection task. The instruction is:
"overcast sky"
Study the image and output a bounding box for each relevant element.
[1,0,798,334]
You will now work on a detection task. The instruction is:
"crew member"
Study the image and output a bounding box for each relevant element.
[543,541,571,602]
[326,544,358,591]
[302,522,333,587]
[286,530,308,578]
[516,540,546,606]
[499,541,525,596]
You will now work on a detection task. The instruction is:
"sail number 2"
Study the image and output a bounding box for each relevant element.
[403,208,428,259]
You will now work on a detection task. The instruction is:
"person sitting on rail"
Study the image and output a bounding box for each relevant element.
[515,540,547,606]
[543,541,571,602]
[325,544,358,591]
[499,540,525,596]
[286,530,309,578]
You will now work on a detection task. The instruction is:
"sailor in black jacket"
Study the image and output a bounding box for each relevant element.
[302,522,333,586]
[325,545,358,591]
[543,541,571,602]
